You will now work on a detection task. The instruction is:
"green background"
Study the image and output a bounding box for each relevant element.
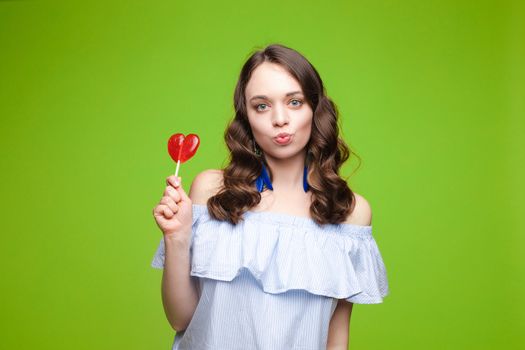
[1,0,523,349]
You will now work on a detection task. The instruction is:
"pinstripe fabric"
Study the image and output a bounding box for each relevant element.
[151,204,389,349]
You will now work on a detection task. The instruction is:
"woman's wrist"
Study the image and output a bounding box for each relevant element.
[163,231,191,250]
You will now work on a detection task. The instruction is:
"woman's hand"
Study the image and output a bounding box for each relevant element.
[153,175,193,239]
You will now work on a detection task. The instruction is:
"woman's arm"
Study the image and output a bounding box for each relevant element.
[327,299,353,349]
[326,192,372,348]
[160,170,223,331]
[161,234,199,332]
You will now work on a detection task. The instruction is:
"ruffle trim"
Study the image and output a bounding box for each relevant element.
[152,204,389,304]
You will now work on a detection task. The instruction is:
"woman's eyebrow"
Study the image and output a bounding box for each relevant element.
[249,91,303,102]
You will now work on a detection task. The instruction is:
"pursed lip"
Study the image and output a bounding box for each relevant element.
[273,133,293,145]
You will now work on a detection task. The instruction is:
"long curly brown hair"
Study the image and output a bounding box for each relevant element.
[207,43,361,226]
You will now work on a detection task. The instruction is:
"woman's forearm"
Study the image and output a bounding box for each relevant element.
[161,234,199,332]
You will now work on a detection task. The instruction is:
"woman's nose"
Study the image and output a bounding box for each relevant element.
[272,104,289,126]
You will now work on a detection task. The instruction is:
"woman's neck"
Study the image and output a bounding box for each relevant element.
[264,150,307,192]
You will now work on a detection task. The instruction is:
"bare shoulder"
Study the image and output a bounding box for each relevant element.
[188,169,224,205]
[344,192,372,226]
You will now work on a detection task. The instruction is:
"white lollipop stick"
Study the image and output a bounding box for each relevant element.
[174,159,181,177]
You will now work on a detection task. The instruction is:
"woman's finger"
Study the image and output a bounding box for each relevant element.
[166,175,181,188]
[160,196,179,213]
[175,178,191,202]
[153,204,173,219]
[164,185,182,203]
[162,206,174,219]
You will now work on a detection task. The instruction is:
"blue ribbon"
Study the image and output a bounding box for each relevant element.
[255,163,309,192]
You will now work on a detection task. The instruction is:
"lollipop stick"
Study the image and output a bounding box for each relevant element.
[174,160,181,177]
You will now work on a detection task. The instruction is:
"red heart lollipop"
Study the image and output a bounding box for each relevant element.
[168,133,200,176]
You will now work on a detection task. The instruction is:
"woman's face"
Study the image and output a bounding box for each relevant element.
[245,62,313,161]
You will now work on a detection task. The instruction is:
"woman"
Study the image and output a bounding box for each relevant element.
[152,43,389,349]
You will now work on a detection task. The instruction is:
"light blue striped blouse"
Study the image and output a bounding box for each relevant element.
[151,204,389,350]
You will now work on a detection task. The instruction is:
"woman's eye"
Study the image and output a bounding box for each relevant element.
[290,99,303,107]
[255,104,268,111]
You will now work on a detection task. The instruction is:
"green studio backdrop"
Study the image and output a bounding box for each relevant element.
[1,1,523,349]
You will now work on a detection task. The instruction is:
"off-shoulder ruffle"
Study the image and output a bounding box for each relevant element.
[151,204,389,304]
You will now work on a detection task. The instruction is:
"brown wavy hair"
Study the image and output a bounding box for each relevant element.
[207,43,361,226]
